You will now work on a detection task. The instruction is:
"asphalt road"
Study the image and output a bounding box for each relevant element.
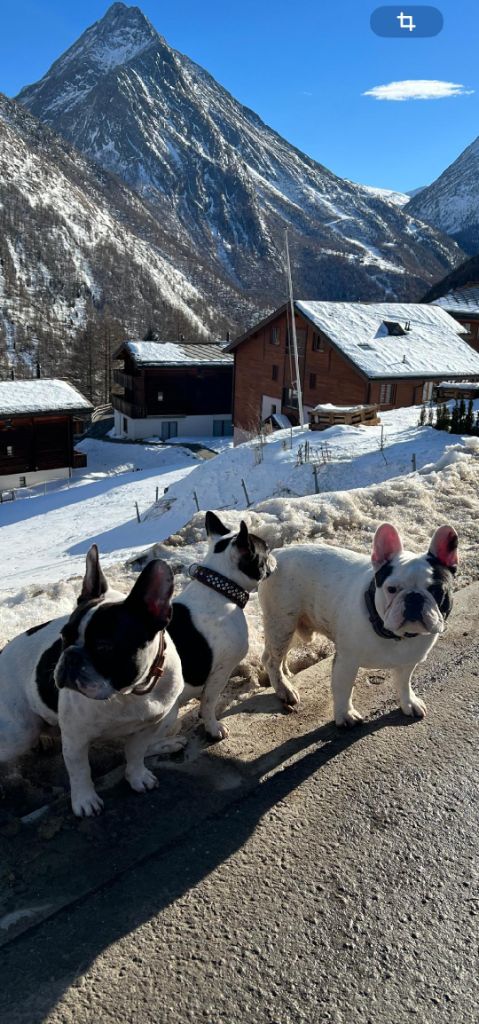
[0,585,477,1024]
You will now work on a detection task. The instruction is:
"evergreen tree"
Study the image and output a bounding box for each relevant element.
[458,397,467,431]
[450,402,460,433]
[465,398,474,434]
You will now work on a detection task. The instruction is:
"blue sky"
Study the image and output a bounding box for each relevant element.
[0,0,477,191]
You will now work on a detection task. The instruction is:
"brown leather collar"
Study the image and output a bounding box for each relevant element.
[131,632,167,695]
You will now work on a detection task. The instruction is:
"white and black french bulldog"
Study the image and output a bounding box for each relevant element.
[0,547,185,816]
[260,524,457,726]
[167,511,276,740]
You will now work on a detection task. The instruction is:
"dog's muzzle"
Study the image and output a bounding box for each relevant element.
[55,648,114,700]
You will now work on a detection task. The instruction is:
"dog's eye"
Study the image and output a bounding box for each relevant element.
[95,641,113,654]
[387,586,398,594]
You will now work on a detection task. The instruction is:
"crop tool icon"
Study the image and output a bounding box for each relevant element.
[396,10,417,31]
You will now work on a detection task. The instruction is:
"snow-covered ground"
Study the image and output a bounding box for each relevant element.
[1,409,479,659]
[0,439,198,590]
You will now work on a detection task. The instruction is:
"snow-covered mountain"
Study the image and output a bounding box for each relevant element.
[408,139,479,254]
[0,93,252,382]
[17,2,463,305]
[360,185,410,207]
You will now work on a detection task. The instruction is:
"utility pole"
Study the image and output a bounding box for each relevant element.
[285,230,304,428]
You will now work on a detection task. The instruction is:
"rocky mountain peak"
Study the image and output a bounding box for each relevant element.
[16,5,464,309]
[17,3,158,117]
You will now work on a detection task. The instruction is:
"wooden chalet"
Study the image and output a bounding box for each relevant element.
[112,340,233,440]
[0,378,92,489]
[431,286,479,353]
[227,301,479,443]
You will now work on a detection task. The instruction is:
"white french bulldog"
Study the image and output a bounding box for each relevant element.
[167,511,276,740]
[260,524,457,726]
[0,546,185,816]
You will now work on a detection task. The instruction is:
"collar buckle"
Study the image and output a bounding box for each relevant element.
[131,632,167,695]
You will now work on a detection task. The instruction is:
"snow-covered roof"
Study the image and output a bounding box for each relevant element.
[437,380,479,391]
[295,301,479,379]
[0,379,92,417]
[263,411,292,428]
[432,287,479,318]
[118,340,233,367]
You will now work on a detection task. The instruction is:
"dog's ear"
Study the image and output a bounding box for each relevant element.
[125,559,174,630]
[78,545,109,605]
[428,525,458,572]
[234,520,251,553]
[372,524,402,567]
[205,511,230,538]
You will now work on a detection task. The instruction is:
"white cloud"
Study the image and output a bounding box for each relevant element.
[363,79,475,102]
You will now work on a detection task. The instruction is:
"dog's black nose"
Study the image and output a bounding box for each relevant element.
[404,591,424,620]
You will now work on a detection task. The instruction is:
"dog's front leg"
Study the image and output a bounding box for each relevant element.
[200,668,232,740]
[145,703,187,757]
[61,734,103,817]
[123,728,164,793]
[393,664,427,719]
[331,653,362,727]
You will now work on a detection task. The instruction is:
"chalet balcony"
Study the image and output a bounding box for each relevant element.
[113,369,136,394]
[111,394,147,419]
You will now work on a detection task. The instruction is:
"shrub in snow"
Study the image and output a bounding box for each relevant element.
[433,399,478,436]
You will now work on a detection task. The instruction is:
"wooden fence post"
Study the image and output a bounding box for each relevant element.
[241,478,252,506]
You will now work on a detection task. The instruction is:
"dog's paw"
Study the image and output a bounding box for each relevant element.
[401,696,427,719]
[336,708,364,728]
[126,767,159,793]
[146,736,187,756]
[278,682,300,708]
[71,790,104,818]
[206,721,229,741]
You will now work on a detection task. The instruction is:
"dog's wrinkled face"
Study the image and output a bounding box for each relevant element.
[55,546,173,700]
[372,524,458,638]
[205,511,277,585]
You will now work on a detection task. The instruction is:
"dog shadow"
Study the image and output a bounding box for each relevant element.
[0,703,419,1022]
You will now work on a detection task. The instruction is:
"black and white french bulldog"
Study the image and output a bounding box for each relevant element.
[167,511,276,740]
[0,547,185,816]
[260,524,457,726]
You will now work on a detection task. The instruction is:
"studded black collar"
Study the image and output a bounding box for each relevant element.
[188,564,250,609]
[365,580,418,641]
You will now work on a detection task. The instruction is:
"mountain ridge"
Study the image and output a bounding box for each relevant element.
[408,138,479,255]
[17,2,464,307]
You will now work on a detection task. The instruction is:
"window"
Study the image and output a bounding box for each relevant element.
[123,417,127,433]
[272,364,278,381]
[271,404,277,414]
[213,419,234,437]
[462,322,471,333]
[379,382,395,404]
[160,421,178,441]
[309,373,317,390]
[382,321,406,337]
[312,333,325,352]
[282,386,298,407]
[157,391,164,402]
[422,381,433,403]
[6,445,13,457]
[270,327,280,346]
